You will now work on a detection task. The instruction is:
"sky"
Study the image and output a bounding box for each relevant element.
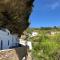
[29,0,60,28]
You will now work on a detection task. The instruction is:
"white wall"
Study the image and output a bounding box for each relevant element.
[0,29,19,50]
[19,39,32,50]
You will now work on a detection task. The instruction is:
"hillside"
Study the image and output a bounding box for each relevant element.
[26,27,60,60]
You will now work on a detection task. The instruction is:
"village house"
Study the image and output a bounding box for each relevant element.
[0,28,19,50]
[31,32,38,37]
[0,28,28,60]
[46,31,60,35]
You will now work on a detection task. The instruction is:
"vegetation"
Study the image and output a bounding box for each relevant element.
[0,0,34,36]
[27,28,60,60]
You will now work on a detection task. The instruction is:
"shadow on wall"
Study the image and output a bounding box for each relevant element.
[15,44,28,60]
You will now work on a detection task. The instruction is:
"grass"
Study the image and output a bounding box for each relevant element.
[28,30,60,60]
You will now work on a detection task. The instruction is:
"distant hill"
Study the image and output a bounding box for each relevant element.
[27,27,60,32]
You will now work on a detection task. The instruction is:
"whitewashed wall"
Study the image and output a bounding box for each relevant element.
[19,39,32,50]
[0,29,19,50]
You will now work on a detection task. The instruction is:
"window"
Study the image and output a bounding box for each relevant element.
[8,40,9,46]
[1,40,3,50]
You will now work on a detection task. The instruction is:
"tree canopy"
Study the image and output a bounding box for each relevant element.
[0,0,34,37]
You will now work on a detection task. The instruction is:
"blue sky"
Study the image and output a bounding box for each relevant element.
[29,0,60,28]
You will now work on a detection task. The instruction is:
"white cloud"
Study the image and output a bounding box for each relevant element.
[41,0,60,11]
[50,2,59,10]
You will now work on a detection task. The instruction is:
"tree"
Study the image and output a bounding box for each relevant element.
[0,0,34,37]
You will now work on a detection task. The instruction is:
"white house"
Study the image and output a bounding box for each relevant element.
[0,28,19,50]
[50,31,60,35]
[50,31,56,35]
[31,32,38,37]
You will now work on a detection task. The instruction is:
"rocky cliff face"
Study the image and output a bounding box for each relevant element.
[0,0,34,37]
